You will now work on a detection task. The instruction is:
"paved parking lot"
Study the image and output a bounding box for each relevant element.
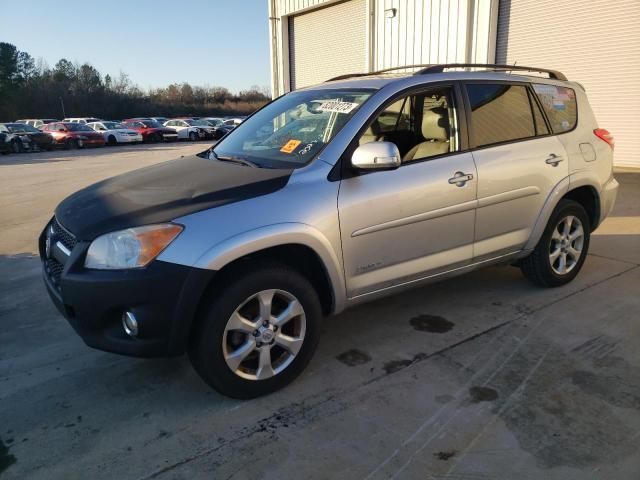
[1,145,639,479]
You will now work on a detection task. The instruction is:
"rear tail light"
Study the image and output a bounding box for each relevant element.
[594,128,614,149]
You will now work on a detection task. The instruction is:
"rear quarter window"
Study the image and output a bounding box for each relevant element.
[532,84,577,133]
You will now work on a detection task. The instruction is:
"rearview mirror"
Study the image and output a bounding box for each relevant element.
[351,141,401,170]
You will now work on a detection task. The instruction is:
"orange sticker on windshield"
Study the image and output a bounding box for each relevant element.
[280,139,301,153]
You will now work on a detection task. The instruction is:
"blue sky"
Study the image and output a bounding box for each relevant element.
[0,0,271,93]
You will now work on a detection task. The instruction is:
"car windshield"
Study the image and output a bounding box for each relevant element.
[102,122,124,129]
[5,124,27,133]
[141,121,161,128]
[67,123,93,131]
[204,119,223,126]
[213,88,373,169]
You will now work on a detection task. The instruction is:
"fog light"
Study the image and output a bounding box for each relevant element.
[122,311,139,337]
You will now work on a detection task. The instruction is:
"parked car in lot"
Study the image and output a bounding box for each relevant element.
[223,117,245,126]
[39,63,618,399]
[164,118,216,140]
[0,129,29,154]
[202,117,225,127]
[0,123,55,151]
[41,122,106,149]
[212,123,235,140]
[63,117,102,125]
[120,119,178,143]
[15,119,59,129]
[87,121,143,145]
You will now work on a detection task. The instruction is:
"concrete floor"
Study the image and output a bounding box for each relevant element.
[1,145,639,479]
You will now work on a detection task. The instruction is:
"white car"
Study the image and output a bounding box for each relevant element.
[63,117,102,125]
[163,119,216,140]
[223,117,245,126]
[87,121,143,145]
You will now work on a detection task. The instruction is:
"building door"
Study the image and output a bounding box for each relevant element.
[496,0,640,167]
[288,0,367,90]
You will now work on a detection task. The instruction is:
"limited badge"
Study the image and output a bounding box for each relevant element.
[280,139,302,153]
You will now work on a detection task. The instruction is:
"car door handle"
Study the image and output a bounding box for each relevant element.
[448,171,474,186]
[545,153,564,166]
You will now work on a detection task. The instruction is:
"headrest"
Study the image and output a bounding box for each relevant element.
[421,108,449,141]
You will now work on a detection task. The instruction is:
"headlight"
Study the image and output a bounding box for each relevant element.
[85,224,183,270]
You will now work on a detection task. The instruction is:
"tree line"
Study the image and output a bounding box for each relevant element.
[0,42,271,121]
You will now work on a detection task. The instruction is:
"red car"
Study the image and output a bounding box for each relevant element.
[42,122,106,149]
[120,119,178,143]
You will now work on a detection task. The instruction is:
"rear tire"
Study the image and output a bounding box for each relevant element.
[189,263,322,399]
[520,199,590,287]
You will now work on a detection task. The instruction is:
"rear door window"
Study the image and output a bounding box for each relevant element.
[532,84,577,133]
[466,83,535,148]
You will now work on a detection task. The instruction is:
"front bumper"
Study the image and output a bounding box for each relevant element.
[118,134,143,143]
[39,222,214,357]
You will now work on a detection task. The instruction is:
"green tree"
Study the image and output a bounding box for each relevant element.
[0,42,19,89]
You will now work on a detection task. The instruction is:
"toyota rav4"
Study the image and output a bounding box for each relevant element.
[40,64,618,398]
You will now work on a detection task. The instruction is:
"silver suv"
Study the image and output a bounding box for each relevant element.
[40,64,618,398]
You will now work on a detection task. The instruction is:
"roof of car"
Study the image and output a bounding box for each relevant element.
[303,64,575,92]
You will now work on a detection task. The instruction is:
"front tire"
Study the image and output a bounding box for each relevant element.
[107,135,117,146]
[188,131,198,142]
[12,140,24,153]
[65,138,79,150]
[189,263,322,399]
[520,199,590,287]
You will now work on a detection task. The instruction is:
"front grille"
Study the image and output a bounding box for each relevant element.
[43,218,77,292]
[45,258,64,290]
[51,218,77,252]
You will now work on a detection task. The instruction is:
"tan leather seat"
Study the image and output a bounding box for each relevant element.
[359,118,383,145]
[403,108,450,161]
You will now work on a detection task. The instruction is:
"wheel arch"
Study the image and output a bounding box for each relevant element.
[194,223,346,315]
[525,176,602,250]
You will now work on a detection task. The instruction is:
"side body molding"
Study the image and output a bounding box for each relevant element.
[193,223,347,314]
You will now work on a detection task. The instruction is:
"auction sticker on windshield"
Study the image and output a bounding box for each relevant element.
[280,139,302,153]
[317,101,359,114]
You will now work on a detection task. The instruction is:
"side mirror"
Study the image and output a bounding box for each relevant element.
[351,141,401,170]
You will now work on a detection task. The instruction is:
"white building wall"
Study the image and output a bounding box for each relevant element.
[269,0,499,97]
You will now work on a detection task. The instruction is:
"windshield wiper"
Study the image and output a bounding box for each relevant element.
[211,151,261,168]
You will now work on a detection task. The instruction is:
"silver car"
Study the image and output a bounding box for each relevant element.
[40,64,618,398]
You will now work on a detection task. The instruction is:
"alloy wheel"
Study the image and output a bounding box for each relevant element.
[222,289,306,381]
[549,215,584,275]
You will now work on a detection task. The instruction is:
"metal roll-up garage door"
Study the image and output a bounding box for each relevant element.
[289,0,367,90]
[496,0,640,167]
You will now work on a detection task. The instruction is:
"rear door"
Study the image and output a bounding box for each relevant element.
[464,82,569,260]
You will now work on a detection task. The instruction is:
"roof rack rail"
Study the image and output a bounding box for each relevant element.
[415,63,567,81]
[325,64,434,82]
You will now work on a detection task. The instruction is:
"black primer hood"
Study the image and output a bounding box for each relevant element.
[55,154,292,240]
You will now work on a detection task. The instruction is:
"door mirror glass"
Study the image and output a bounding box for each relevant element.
[351,141,401,170]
